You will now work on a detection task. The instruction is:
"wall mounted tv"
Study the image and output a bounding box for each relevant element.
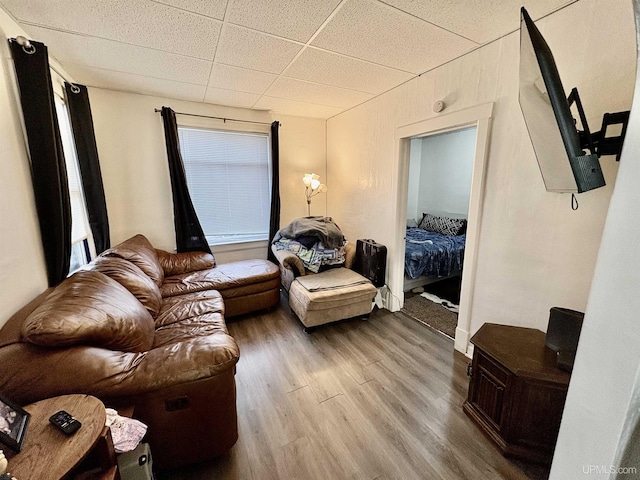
[519,7,629,194]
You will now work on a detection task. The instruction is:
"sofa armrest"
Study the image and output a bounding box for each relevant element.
[271,245,306,277]
[344,242,356,270]
[155,249,215,276]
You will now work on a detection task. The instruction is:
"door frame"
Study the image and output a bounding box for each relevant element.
[391,103,493,355]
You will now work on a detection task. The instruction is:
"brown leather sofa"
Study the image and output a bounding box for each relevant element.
[0,234,280,469]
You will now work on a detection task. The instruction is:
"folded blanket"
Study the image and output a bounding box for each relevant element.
[272,216,345,248]
[296,268,371,291]
[273,238,345,273]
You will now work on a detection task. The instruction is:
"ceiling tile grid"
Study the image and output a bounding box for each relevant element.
[265,76,373,109]
[151,0,228,20]
[215,24,304,74]
[226,0,343,43]
[1,0,222,60]
[0,0,580,118]
[380,0,576,44]
[204,86,261,109]
[285,47,414,95]
[63,63,207,102]
[207,64,277,95]
[25,25,212,85]
[253,95,344,119]
[311,0,477,74]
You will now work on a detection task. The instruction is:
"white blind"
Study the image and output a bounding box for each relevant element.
[54,97,90,244]
[178,127,271,245]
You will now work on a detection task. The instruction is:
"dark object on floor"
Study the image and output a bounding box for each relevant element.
[545,307,584,372]
[354,239,387,287]
[401,294,457,338]
[423,275,461,304]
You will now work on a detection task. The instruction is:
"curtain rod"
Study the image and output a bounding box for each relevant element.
[154,108,277,126]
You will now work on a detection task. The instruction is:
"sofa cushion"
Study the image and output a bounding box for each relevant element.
[87,256,162,318]
[155,290,225,328]
[153,313,229,348]
[160,259,280,298]
[102,234,164,287]
[22,270,154,352]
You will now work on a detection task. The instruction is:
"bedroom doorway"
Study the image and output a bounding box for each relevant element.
[391,103,493,355]
[402,127,477,339]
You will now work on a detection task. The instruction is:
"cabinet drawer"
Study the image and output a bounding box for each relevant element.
[477,351,509,386]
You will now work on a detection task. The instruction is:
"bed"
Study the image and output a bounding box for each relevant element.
[403,214,467,291]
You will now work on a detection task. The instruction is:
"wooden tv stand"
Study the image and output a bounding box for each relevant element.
[463,323,571,464]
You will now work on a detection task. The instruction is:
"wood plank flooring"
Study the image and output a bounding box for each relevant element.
[156,296,550,480]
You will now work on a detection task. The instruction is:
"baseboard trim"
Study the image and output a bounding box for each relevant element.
[454,327,473,358]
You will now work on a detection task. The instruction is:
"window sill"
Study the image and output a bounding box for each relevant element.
[210,239,269,254]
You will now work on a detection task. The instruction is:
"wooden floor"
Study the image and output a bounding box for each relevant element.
[157,296,550,480]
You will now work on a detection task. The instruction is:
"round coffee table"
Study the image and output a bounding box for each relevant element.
[5,394,106,479]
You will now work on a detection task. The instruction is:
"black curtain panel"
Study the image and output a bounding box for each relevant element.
[64,82,111,254]
[160,106,211,254]
[268,121,281,262]
[9,39,71,286]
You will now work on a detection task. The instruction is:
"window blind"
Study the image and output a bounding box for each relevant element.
[178,127,271,245]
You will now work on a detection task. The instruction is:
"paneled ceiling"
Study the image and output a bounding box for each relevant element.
[1,0,575,119]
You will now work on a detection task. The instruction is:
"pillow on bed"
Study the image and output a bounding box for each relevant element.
[419,213,467,236]
[406,218,418,228]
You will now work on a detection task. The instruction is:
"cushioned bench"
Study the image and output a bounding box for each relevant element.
[288,268,378,329]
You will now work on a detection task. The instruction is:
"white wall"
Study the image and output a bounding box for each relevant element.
[326,0,636,341]
[417,126,476,219]
[550,2,640,474]
[406,138,422,222]
[277,115,327,224]
[0,10,58,324]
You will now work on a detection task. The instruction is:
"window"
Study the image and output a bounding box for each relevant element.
[178,127,271,246]
[54,94,94,272]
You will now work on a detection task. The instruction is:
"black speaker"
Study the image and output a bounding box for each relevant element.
[545,307,584,372]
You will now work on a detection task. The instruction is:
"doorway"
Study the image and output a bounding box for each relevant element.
[390,103,493,355]
[402,127,477,338]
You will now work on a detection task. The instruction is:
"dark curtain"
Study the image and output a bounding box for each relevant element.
[268,121,281,262]
[160,106,211,254]
[9,39,71,286]
[64,82,110,254]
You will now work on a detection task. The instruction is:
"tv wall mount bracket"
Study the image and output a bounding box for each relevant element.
[568,87,630,161]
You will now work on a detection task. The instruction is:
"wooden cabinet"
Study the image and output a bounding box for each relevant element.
[463,323,570,464]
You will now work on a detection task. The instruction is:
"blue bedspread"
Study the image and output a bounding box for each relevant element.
[404,227,466,279]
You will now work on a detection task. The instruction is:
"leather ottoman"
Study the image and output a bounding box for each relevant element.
[288,268,378,329]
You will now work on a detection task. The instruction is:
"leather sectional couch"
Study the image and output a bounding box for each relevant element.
[0,234,280,469]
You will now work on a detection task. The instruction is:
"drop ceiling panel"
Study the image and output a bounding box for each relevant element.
[226,0,342,43]
[1,0,221,60]
[380,0,575,44]
[204,87,261,109]
[208,64,276,94]
[253,95,343,119]
[152,0,228,20]
[265,77,373,109]
[312,0,477,74]
[63,64,206,102]
[286,47,414,95]
[26,26,211,85]
[215,25,303,74]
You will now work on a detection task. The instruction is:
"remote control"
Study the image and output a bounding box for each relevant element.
[49,410,82,435]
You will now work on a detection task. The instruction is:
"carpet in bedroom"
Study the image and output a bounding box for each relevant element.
[401,293,458,339]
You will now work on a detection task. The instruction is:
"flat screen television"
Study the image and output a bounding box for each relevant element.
[519,7,629,194]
